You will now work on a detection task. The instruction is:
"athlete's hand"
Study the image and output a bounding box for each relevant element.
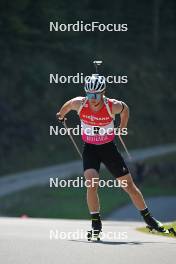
[56,112,67,122]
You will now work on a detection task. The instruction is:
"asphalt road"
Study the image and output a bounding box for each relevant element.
[1,217,175,264]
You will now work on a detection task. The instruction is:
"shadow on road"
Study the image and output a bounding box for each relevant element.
[69,239,141,245]
[69,240,176,246]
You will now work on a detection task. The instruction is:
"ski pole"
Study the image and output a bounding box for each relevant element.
[118,134,132,161]
[61,119,82,159]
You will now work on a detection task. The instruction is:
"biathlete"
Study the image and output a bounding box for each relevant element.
[57,74,166,240]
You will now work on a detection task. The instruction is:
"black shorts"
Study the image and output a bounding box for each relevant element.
[82,141,129,178]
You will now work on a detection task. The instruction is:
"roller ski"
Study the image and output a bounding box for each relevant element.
[144,215,176,236]
[87,213,102,241]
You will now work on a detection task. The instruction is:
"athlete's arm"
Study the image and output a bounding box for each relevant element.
[56,97,83,120]
[111,99,129,129]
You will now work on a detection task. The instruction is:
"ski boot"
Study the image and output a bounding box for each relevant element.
[144,214,170,234]
[87,214,102,241]
[87,229,102,241]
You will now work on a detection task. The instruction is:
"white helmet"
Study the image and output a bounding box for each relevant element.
[84,74,106,93]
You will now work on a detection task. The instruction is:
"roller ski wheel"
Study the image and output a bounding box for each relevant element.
[87,230,101,241]
[168,227,176,236]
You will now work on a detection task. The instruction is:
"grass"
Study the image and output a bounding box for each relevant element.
[137,222,176,239]
[1,169,176,219]
[0,137,80,177]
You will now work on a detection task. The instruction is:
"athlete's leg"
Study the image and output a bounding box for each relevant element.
[84,168,102,232]
[117,173,165,231]
[84,168,100,212]
[117,173,146,210]
[82,143,102,232]
[100,142,146,210]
